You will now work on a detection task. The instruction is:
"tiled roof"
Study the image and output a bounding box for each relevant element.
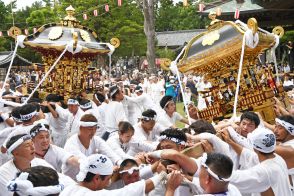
[202,0,263,14]
[156,29,205,47]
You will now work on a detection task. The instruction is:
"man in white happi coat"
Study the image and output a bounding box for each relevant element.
[103,85,127,140]
[79,99,105,137]
[60,153,169,196]
[65,97,85,137]
[41,94,68,147]
[63,114,121,180]
[30,122,79,172]
[157,95,189,129]
[147,150,241,196]
[128,109,164,156]
[0,134,74,196]
[226,127,293,196]
[196,75,212,111]
[124,86,158,125]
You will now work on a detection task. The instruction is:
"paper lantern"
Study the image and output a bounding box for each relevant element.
[93,10,98,16]
[199,3,205,12]
[33,28,37,33]
[105,4,109,12]
[183,0,188,7]
[24,29,29,35]
[234,8,240,19]
[118,0,122,7]
[83,13,88,20]
[0,31,2,37]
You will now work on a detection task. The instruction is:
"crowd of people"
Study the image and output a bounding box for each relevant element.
[0,61,293,196]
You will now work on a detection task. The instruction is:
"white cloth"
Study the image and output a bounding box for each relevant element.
[157,111,183,129]
[40,144,73,173]
[60,180,146,196]
[230,152,292,196]
[127,122,162,156]
[196,81,212,111]
[66,108,84,137]
[150,82,165,105]
[0,158,74,196]
[44,104,68,147]
[104,101,127,134]
[96,102,108,137]
[106,133,133,160]
[3,124,35,148]
[191,177,242,196]
[281,139,294,192]
[63,134,121,180]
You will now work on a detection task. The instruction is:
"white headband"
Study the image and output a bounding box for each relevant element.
[141,115,157,121]
[201,153,231,182]
[76,154,113,182]
[275,118,294,136]
[7,135,32,155]
[30,123,49,138]
[80,101,92,109]
[7,172,64,196]
[135,88,143,93]
[67,99,79,105]
[119,166,140,174]
[159,135,186,145]
[12,117,23,123]
[110,86,119,97]
[164,100,174,109]
[79,121,98,127]
[20,111,38,121]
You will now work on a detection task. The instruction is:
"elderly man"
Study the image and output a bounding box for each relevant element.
[0,134,62,195]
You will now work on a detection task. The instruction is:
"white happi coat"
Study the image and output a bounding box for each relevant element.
[44,104,68,147]
[39,144,73,173]
[230,148,293,196]
[0,158,74,196]
[60,180,146,196]
[63,134,121,180]
[66,108,85,137]
[104,101,128,134]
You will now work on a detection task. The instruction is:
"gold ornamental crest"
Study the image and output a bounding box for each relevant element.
[48,27,63,40]
[80,29,91,42]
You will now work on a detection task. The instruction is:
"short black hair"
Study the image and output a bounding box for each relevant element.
[160,95,173,109]
[277,115,294,126]
[11,107,21,120]
[17,166,59,187]
[6,134,27,150]
[95,92,105,103]
[160,128,187,142]
[240,111,260,127]
[189,119,216,135]
[118,121,134,134]
[141,109,157,118]
[205,153,233,179]
[119,159,138,171]
[83,172,108,182]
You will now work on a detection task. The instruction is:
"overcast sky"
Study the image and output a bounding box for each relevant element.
[2,0,40,10]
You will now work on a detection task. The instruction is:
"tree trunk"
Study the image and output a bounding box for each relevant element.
[143,0,157,74]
